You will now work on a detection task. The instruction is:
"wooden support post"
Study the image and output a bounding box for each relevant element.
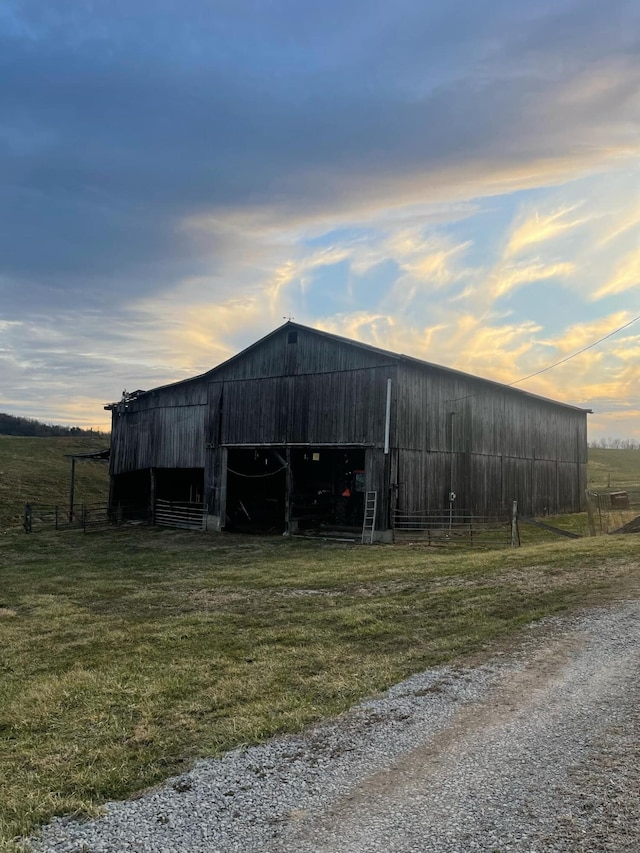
[68,457,76,523]
[510,500,518,548]
[597,496,603,534]
[284,446,293,535]
[149,468,157,526]
[219,447,228,528]
[205,444,228,532]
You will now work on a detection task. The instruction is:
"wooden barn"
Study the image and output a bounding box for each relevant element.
[106,322,589,537]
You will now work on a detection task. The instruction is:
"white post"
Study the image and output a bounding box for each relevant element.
[384,378,392,455]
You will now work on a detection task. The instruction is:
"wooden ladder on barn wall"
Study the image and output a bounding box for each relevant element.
[362,491,378,544]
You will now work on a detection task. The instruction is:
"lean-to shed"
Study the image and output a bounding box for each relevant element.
[106,322,589,536]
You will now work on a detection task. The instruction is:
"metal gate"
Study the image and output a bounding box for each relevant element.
[391,507,516,547]
[155,499,207,530]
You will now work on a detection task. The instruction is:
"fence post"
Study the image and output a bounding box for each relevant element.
[510,501,518,547]
[585,489,596,536]
[23,503,32,534]
[69,457,76,523]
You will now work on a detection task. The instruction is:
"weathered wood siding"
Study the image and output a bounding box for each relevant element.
[395,363,587,515]
[218,367,394,447]
[110,383,206,475]
[211,326,396,381]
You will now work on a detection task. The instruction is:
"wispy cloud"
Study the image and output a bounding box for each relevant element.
[491,261,575,298]
[593,248,640,300]
[505,204,589,258]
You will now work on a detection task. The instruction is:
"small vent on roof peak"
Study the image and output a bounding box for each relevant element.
[287,330,298,344]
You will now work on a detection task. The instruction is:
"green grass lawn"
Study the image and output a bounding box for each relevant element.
[1,527,639,849]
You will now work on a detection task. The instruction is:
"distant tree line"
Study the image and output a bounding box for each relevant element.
[0,412,107,438]
[588,437,640,450]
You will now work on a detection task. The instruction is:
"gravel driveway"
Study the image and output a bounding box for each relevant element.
[28,599,640,853]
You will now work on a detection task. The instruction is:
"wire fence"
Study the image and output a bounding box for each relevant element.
[23,490,638,541]
[585,488,640,536]
[22,502,148,533]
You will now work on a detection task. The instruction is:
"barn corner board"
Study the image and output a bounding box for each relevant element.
[105,322,589,535]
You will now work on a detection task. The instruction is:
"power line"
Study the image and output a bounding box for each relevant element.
[446,313,640,404]
[508,313,640,386]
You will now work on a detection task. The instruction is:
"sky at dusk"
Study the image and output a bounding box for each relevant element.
[1,0,639,438]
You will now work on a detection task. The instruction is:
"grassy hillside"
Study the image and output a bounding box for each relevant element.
[0,436,110,531]
[587,447,640,491]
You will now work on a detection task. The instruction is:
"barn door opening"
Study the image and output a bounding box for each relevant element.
[110,469,150,521]
[290,448,366,530]
[226,449,286,531]
[224,447,366,534]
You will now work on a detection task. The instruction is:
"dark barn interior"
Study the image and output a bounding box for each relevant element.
[225,447,366,531]
[110,469,150,515]
[226,450,286,530]
[289,448,365,530]
[155,468,204,504]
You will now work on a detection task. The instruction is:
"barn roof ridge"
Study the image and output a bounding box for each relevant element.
[105,320,591,414]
